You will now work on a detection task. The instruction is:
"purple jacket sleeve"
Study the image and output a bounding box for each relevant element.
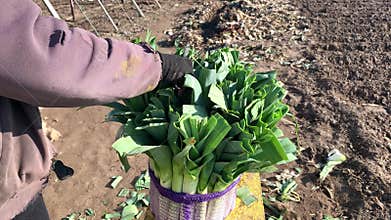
[0,0,162,107]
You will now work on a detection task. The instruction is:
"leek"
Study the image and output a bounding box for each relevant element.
[106,43,297,195]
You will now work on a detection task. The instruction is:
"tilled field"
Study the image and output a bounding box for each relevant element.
[287,0,390,219]
[32,0,390,219]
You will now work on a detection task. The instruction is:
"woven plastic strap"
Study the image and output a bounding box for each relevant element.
[149,168,240,204]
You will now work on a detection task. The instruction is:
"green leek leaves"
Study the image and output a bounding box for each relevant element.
[106,46,297,194]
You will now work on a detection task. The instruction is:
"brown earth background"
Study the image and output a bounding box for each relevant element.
[32,0,390,219]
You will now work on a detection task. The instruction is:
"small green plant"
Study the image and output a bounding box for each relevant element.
[132,30,157,51]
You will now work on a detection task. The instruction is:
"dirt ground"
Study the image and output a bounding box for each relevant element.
[277,0,390,219]
[33,0,390,219]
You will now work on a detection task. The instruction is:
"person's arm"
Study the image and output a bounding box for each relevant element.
[0,0,188,107]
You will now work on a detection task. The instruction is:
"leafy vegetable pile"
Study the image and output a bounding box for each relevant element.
[106,46,296,195]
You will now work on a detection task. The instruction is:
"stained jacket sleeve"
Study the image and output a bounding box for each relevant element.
[0,0,162,107]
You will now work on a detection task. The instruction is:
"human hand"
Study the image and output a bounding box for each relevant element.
[159,53,193,82]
